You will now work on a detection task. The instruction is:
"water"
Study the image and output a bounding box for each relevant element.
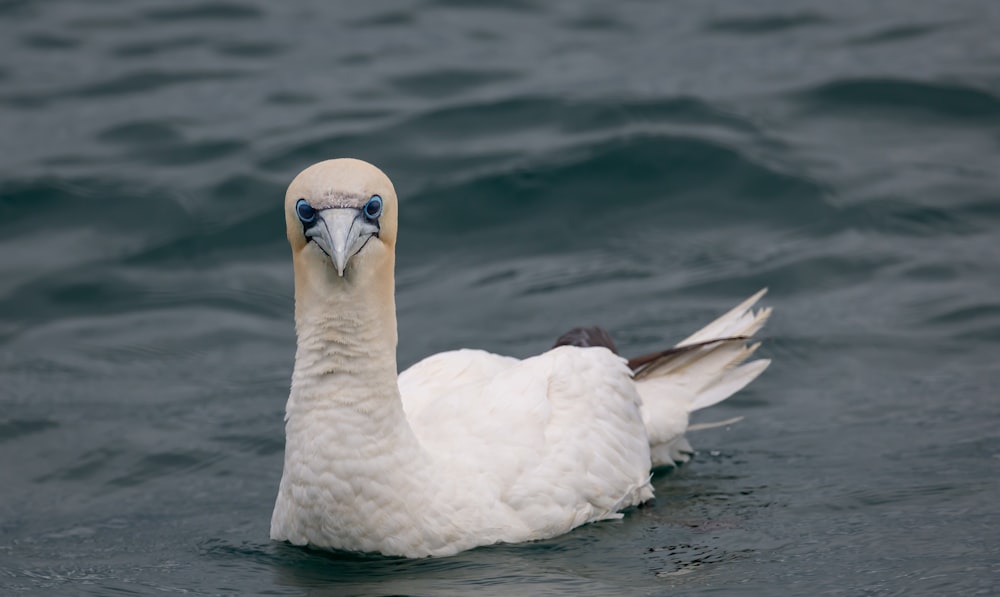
[2,0,999,594]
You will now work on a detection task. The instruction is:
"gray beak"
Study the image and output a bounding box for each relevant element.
[306,208,379,276]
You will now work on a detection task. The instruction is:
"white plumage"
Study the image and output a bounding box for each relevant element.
[270,159,772,558]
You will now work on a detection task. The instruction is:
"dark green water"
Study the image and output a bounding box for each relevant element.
[2,1,999,594]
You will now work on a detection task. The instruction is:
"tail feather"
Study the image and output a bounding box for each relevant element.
[689,356,770,412]
[633,289,771,467]
[686,416,744,432]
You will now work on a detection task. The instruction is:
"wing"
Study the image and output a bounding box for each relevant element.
[500,346,653,530]
[398,349,550,486]
[398,346,653,532]
[398,348,520,420]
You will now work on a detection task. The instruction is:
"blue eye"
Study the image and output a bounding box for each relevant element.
[296,199,316,224]
[364,195,383,220]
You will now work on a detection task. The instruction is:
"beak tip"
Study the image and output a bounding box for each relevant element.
[333,254,348,277]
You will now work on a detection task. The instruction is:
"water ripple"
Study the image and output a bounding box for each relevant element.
[850,22,952,46]
[705,13,831,35]
[0,418,58,443]
[142,2,264,22]
[350,10,416,28]
[389,68,520,99]
[798,77,1000,121]
[19,32,82,50]
[0,68,251,108]
[99,119,246,166]
[404,133,827,239]
[424,0,540,12]
[109,36,205,58]
[0,0,34,17]
[213,40,285,58]
[72,68,250,98]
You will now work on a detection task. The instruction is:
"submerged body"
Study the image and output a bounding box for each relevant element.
[270,159,771,558]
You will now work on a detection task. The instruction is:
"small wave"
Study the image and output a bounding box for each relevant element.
[98,119,186,144]
[389,68,520,100]
[109,35,204,58]
[563,13,628,32]
[142,3,264,22]
[256,95,765,181]
[35,447,121,483]
[72,68,249,98]
[842,482,971,508]
[843,197,993,236]
[797,77,1000,121]
[19,32,82,51]
[350,11,416,28]
[922,302,1000,343]
[0,176,196,334]
[1,68,252,109]
[99,119,246,167]
[850,22,950,46]
[0,176,192,241]
[423,0,540,12]
[400,95,759,137]
[66,15,140,31]
[107,450,219,488]
[704,13,830,35]
[0,418,58,444]
[211,433,284,457]
[213,41,285,59]
[0,0,32,17]
[402,133,827,237]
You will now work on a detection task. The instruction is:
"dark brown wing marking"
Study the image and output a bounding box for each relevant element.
[553,329,753,380]
[552,326,619,354]
[628,336,750,379]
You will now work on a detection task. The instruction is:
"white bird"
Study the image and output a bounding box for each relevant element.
[270,158,772,558]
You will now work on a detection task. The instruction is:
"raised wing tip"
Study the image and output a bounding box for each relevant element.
[674,288,771,349]
[742,287,769,310]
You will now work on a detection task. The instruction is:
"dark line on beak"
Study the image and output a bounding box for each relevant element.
[354,233,375,258]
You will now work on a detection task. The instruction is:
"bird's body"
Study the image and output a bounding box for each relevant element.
[270,159,771,558]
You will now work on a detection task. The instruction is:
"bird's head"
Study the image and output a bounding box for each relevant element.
[285,158,398,282]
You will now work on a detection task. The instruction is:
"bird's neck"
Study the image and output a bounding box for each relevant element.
[290,258,400,407]
[285,258,428,485]
[276,259,451,554]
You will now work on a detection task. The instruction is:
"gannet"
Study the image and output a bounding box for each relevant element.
[270,158,772,558]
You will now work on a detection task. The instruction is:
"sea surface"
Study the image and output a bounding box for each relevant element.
[2,1,999,595]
